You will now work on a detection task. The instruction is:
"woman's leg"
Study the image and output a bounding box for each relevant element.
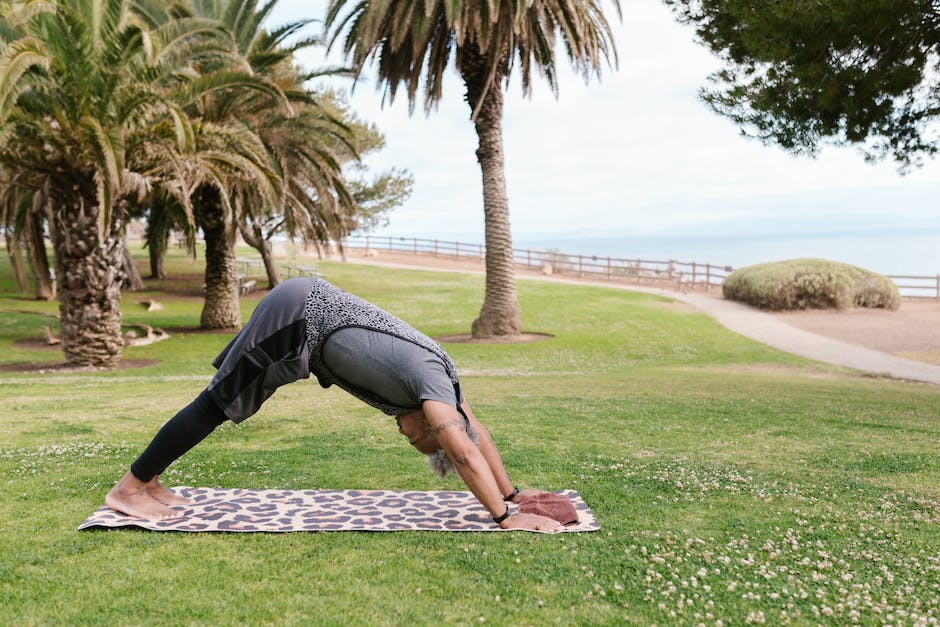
[130,389,227,481]
[105,390,227,519]
[105,281,309,519]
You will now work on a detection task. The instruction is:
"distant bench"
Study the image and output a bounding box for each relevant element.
[232,258,320,295]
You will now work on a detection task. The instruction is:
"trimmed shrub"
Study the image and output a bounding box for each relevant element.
[722,258,901,311]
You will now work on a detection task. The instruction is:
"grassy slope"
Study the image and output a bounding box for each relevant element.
[1,251,938,625]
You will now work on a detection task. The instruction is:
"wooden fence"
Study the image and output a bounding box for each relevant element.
[343,235,940,300]
[889,274,940,301]
[344,235,732,291]
[234,257,319,282]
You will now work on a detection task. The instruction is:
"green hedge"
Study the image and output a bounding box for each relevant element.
[722,258,901,311]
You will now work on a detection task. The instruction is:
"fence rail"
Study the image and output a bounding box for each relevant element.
[889,274,940,300]
[343,235,940,301]
[234,258,319,281]
[345,235,732,291]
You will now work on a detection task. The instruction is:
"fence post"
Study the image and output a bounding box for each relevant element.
[706,264,712,290]
[936,274,939,300]
[413,238,418,255]
[691,262,697,290]
[455,241,460,260]
[607,256,612,280]
[578,255,583,277]
[387,236,393,252]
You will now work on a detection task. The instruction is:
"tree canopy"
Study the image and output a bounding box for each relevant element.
[0,0,411,365]
[666,0,940,169]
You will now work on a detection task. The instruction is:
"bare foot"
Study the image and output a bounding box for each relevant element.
[105,471,183,519]
[145,477,190,506]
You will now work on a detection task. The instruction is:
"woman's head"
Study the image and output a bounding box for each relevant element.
[395,409,479,478]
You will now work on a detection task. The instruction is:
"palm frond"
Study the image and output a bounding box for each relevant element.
[327,0,621,112]
[0,36,49,122]
[184,69,289,111]
[3,0,56,29]
[81,115,125,234]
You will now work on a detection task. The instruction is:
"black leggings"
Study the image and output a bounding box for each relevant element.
[130,389,228,482]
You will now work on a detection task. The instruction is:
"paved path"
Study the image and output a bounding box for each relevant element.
[632,286,940,386]
[346,256,940,386]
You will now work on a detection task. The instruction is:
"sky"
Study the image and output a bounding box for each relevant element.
[268,0,940,248]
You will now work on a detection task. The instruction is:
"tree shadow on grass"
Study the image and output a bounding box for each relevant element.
[436,332,553,345]
[0,358,161,373]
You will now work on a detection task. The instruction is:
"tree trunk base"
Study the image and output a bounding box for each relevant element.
[471,302,522,338]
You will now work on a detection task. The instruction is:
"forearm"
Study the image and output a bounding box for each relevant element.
[448,445,508,519]
[448,444,563,533]
[425,400,563,532]
[461,401,515,498]
[423,400,507,518]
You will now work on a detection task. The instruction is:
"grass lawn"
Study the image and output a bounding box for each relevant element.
[1,249,938,625]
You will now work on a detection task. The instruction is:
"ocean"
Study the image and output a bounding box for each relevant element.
[514,229,940,278]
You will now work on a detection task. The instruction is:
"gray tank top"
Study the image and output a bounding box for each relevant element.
[322,328,461,412]
[303,278,462,415]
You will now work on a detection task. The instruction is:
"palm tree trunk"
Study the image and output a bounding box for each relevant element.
[146,228,167,280]
[460,51,522,338]
[238,222,281,288]
[51,191,125,367]
[25,209,55,301]
[121,233,145,291]
[195,186,241,330]
[145,203,169,280]
[4,227,28,294]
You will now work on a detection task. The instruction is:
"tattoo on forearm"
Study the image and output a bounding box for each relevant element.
[425,419,462,435]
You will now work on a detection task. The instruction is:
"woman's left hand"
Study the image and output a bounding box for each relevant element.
[499,512,564,533]
[510,488,548,503]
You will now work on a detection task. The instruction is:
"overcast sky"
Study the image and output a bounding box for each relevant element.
[270,0,940,245]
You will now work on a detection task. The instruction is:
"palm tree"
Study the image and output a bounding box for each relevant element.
[0,0,236,366]
[185,0,318,328]
[234,82,361,288]
[0,170,29,293]
[326,0,620,337]
[187,0,374,317]
[237,86,413,287]
[142,188,186,280]
[0,168,55,298]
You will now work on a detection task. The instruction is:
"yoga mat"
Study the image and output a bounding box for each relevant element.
[78,488,600,533]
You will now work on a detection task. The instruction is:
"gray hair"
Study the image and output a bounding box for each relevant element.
[427,419,479,479]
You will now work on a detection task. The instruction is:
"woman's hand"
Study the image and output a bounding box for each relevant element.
[499,512,564,533]
[510,488,546,503]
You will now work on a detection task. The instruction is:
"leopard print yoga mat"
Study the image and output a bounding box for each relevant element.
[78,488,600,533]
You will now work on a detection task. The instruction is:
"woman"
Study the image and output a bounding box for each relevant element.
[106,277,562,532]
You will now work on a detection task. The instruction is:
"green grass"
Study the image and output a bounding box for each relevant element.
[1,248,939,625]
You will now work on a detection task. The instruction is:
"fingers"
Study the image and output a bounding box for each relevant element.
[509,513,564,533]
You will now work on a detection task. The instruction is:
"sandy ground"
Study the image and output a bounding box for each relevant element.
[341,248,940,364]
[772,301,940,363]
